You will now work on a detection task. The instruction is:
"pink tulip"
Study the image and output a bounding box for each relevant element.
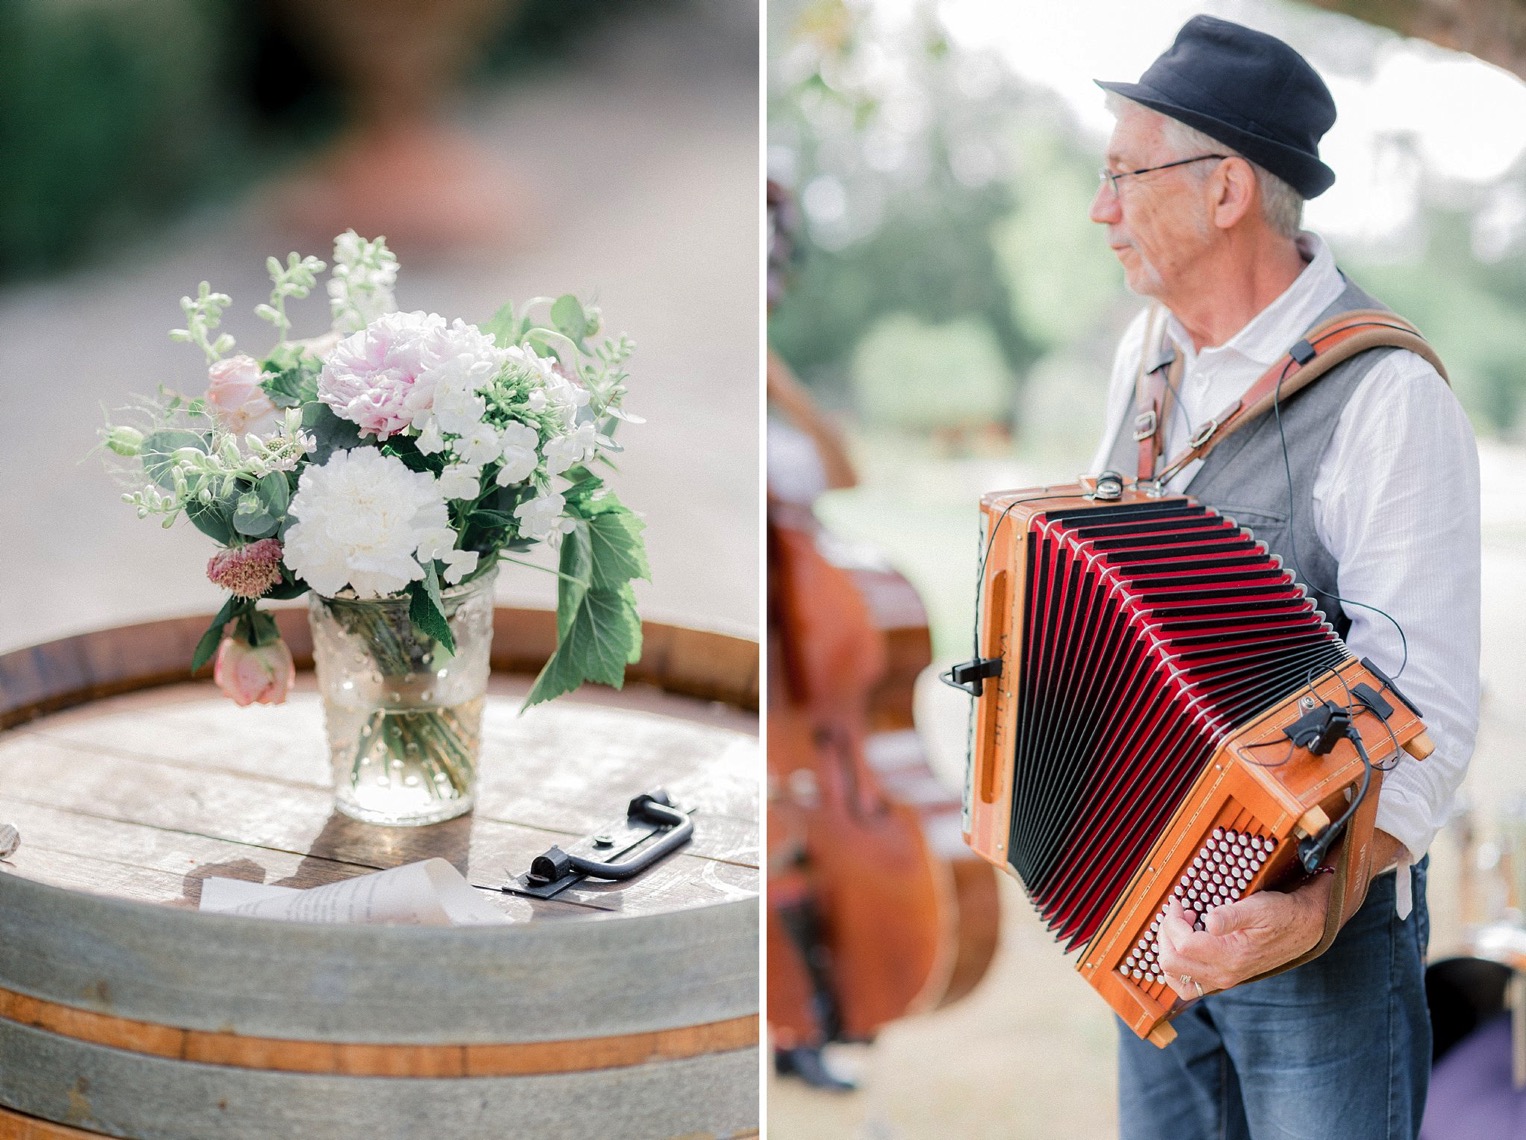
[206,354,276,435]
[213,636,295,707]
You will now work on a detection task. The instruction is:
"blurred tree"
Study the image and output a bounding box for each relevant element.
[1348,208,1526,433]
[768,0,1041,430]
[1308,0,1526,83]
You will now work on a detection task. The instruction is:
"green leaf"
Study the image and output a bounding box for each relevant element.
[256,471,290,518]
[550,294,592,344]
[480,303,527,348]
[302,403,364,462]
[557,520,593,637]
[260,356,320,409]
[232,494,277,538]
[248,608,281,647]
[141,429,207,490]
[523,583,642,708]
[190,595,241,672]
[407,565,456,654]
[587,503,650,592]
[186,499,235,545]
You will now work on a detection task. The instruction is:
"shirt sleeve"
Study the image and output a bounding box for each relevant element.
[1089,307,1153,476]
[1311,350,1482,862]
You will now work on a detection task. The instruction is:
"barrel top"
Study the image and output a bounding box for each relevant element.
[1,677,757,920]
[0,610,758,924]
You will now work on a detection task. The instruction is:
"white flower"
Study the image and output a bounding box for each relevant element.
[495,421,540,486]
[543,421,598,475]
[328,231,399,334]
[415,418,445,455]
[438,463,481,501]
[282,449,451,598]
[514,489,568,541]
[439,548,480,585]
[455,423,502,467]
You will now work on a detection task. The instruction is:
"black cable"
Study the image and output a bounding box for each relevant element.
[1297,726,1375,873]
[1270,324,1411,679]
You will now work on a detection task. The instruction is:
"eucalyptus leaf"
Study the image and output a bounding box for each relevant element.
[256,471,290,517]
[186,499,235,545]
[232,494,277,538]
[141,429,207,490]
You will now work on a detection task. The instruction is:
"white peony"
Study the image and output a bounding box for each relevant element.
[282,449,452,598]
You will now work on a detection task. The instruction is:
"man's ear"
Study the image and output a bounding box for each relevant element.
[1209,157,1257,230]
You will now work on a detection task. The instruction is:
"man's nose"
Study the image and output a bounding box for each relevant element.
[1090,181,1121,225]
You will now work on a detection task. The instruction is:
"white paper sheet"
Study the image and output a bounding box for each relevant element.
[198,858,510,925]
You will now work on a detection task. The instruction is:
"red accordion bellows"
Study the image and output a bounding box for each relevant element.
[963,484,1431,1045]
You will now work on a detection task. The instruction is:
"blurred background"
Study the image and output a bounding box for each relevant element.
[0,0,759,653]
[767,0,1526,1136]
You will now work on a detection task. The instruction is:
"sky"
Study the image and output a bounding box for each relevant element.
[863,0,1526,254]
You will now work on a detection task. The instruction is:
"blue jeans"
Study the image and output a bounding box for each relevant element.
[1117,860,1431,1140]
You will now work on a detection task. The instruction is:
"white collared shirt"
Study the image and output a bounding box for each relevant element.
[1089,233,1481,873]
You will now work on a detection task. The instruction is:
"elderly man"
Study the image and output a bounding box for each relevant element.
[1087,16,1479,1140]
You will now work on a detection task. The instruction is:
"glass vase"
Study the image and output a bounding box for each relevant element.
[309,568,496,826]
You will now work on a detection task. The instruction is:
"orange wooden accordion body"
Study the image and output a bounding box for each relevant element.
[960,482,1433,1045]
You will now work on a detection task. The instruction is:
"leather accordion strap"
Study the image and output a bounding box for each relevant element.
[1132,307,1182,481]
[1141,309,1448,488]
[1240,764,1386,988]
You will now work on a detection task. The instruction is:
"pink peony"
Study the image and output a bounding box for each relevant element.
[317,311,443,439]
[206,539,285,599]
[213,636,294,707]
[206,354,277,434]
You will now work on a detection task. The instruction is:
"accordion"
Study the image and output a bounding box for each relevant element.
[959,481,1433,1046]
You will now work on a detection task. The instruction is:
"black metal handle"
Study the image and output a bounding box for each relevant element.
[528,796,693,883]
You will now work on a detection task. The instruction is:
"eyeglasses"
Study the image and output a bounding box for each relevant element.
[1098,154,1229,196]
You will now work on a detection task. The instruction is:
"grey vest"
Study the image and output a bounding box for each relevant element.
[1103,276,1399,638]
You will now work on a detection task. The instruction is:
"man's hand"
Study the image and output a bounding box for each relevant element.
[1156,828,1411,1000]
[1156,875,1331,999]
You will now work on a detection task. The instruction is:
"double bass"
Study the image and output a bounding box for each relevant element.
[766,491,1000,1070]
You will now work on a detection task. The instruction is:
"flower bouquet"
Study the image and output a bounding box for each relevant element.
[102,232,649,825]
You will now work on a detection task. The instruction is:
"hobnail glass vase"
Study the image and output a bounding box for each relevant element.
[309,568,496,826]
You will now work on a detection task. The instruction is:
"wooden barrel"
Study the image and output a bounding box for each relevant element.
[0,609,760,1140]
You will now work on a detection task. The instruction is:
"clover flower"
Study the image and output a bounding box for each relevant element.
[207,538,285,598]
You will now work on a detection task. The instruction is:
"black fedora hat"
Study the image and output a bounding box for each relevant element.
[1096,15,1336,199]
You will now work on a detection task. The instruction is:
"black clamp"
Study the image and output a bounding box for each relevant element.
[1285,701,1351,755]
[941,656,1003,698]
[503,788,695,900]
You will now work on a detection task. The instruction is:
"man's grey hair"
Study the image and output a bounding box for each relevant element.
[1105,93,1304,240]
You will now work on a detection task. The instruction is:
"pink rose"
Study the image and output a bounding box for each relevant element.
[213,636,295,707]
[206,354,277,435]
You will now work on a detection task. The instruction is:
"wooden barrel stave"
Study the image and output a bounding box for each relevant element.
[0,1020,757,1140]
